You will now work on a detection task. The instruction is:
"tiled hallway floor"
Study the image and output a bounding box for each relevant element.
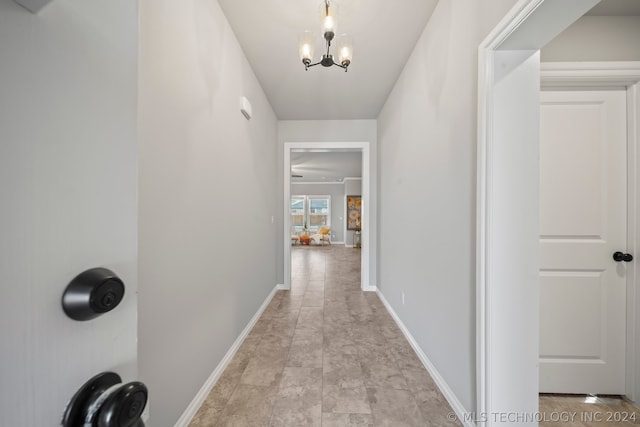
[189,244,460,426]
[539,394,640,427]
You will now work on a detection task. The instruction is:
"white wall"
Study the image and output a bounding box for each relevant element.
[376,0,518,413]
[292,183,346,243]
[0,0,138,424]
[486,49,542,424]
[542,16,640,62]
[277,120,377,286]
[138,0,278,425]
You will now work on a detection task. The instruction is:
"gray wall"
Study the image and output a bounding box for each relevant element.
[542,16,640,62]
[376,0,518,413]
[291,184,346,243]
[138,0,278,424]
[277,120,377,286]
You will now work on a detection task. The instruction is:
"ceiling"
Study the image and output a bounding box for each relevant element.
[220,0,639,181]
[586,0,640,16]
[218,0,638,120]
[217,0,439,120]
[291,151,362,183]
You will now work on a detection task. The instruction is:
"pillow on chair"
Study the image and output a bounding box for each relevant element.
[311,227,331,245]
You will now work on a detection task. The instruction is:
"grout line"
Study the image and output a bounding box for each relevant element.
[267,279,306,426]
[178,286,280,426]
[195,246,364,426]
[320,248,326,426]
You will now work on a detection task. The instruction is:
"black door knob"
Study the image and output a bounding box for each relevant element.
[613,252,634,262]
[62,372,147,427]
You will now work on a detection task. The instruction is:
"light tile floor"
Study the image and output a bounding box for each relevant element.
[189,244,461,426]
[539,394,640,427]
[189,244,640,426]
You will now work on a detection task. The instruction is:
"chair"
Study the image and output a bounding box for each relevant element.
[310,227,331,246]
[291,228,300,245]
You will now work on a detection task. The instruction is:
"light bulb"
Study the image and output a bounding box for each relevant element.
[337,34,353,67]
[299,31,315,64]
[340,46,350,61]
[323,16,335,33]
[319,1,337,40]
[301,44,312,60]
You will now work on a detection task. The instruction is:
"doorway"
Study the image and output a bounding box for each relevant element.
[539,61,640,399]
[283,142,373,292]
[476,0,640,424]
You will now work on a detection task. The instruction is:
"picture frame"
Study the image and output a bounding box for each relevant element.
[346,195,362,231]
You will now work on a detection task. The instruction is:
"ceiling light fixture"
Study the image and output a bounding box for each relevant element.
[299,0,353,72]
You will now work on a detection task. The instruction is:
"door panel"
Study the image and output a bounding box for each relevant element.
[539,90,627,393]
[539,101,604,238]
[540,272,603,358]
[0,0,138,424]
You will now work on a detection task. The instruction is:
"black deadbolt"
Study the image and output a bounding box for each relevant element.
[613,252,634,263]
[62,268,125,321]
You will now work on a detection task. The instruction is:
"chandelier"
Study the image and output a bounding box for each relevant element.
[299,0,353,72]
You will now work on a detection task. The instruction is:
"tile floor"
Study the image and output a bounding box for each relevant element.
[188,244,640,426]
[189,244,460,426]
[539,394,640,427]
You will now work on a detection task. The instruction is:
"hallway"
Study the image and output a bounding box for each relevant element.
[189,245,459,426]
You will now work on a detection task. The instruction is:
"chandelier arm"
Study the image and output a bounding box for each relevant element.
[332,62,348,72]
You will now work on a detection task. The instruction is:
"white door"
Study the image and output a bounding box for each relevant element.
[539,90,628,393]
[0,1,138,425]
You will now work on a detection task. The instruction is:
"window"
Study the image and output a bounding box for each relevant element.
[291,196,305,228]
[290,195,330,231]
[308,196,329,229]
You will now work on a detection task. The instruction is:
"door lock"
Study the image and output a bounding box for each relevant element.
[62,268,125,321]
[613,252,634,263]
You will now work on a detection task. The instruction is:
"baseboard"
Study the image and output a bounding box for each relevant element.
[276,283,288,290]
[174,285,279,427]
[376,290,475,427]
[362,285,377,292]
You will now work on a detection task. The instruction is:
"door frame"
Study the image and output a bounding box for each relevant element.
[283,141,372,291]
[476,0,634,424]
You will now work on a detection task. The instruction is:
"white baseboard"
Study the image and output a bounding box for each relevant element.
[376,290,475,427]
[276,283,288,290]
[362,285,377,292]
[174,285,279,427]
